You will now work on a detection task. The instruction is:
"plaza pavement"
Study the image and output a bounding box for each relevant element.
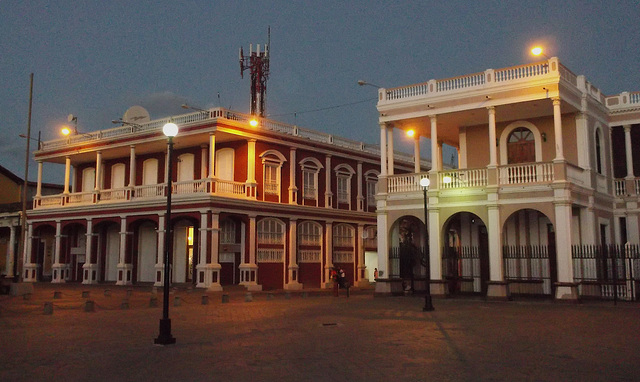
[1,283,639,382]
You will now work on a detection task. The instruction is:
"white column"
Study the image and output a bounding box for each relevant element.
[289,148,297,204]
[196,212,208,288]
[486,204,509,298]
[209,134,216,178]
[553,98,564,161]
[23,223,35,281]
[5,225,16,277]
[356,161,364,211]
[624,125,634,178]
[430,116,439,172]
[356,224,368,287]
[324,155,333,208]
[376,212,388,280]
[487,107,497,166]
[554,201,577,300]
[36,161,43,197]
[459,127,467,169]
[285,218,302,290]
[324,221,333,287]
[154,215,165,287]
[414,138,421,173]
[246,139,257,198]
[208,212,222,291]
[128,145,136,187]
[63,157,71,194]
[575,113,590,170]
[94,151,102,191]
[116,217,131,285]
[240,215,261,290]
[52,221,64,283]
[379,123,387,176]
[82,218,97,284]
[200,144,208,179]
[387,127,395,175]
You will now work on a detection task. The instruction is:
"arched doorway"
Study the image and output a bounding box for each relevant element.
[502,209,557,297]
[32,225,56,281]
[94,221,120,282]
[389,216,427,292]
[219,216,243,286]
[133,220,157,283]
[507,127,535,164]
[61,223,87,282]
[172,218,198,284]
[442,212,489,296]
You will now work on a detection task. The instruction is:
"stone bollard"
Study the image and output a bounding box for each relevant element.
[43,302,53,315]
[266,293,274,300]
[174,296,181,307]
[149,296,158,307]
[23,293,32,300]
[201,295,209,305]
[82,291,90,298]
[302,291,308,298]
[244,292,253,302]
[126,289,133,298]
[53,291,61,299]
[104,289,111,297]
[285,292,291,300]
[84,300,95,312]
[121,299,130,309]
[221,294,229,303]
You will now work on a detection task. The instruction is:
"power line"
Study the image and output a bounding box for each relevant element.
[269,97,377,118]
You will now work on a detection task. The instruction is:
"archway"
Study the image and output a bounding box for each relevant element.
[61,223,87,282]
[502,208,557,297]
[94,221,120,282]
[132,220,157,283]
[389,216,427,292]
[32,225,56,281]
[442,212,489,296]
[219,216,243,286]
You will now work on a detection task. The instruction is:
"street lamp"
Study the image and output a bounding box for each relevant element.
[181,103,211,117]
[357,80,381,89]
[112,118,142,128]
[531,46,549,59]
[420,176,434,311]
[155,121,178,346]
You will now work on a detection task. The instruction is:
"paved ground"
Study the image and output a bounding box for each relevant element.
[1,283,639,382]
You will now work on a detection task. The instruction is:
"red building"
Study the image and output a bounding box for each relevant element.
[22,108,420,291]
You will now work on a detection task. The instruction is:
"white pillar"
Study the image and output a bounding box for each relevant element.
[387,127,395,175]
[52,221,64,283]
[246,139,257,198]
[154,215,165,287]
[430,116,440,172]
[459,127,467,169]
[575,113,590,170]
[285,218,302,290]
[324,221,333,287]
[94,151,102,191]
[325,155,333,208]
[376,213,388,280]
[624,125,634,178]
[128,145,136,187]
[356,224,368,287]
[196,212,208,288]
[208,212,222,291]
[486,204,509,298]
[23,223,35,281]
[240,215,260,290]
[428,208,443,285]
[36,161,43,197]
[200,144,208,179]
[63,157,71,194]
[553,98,564,161]
[554,201,577,300]
[357,161,364,211]
[379,123,387,176]
[82,218,98,284]
[289,148,297,204]
[487,107,497,167]
[116,217,131,285]
[209,134,216,178]
[414,138,421,173]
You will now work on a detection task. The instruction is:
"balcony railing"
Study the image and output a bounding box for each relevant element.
[498,162,554,185]
[440,168,487,189]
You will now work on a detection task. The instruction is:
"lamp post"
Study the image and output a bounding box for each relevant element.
[155,121,178,345]
[420,177,434,311]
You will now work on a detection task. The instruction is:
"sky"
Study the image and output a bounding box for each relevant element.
[1,0,639,184]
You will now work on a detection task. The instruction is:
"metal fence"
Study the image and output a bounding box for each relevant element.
[572,244,640,301]
[442,246,483,294]
[503,245,554,296]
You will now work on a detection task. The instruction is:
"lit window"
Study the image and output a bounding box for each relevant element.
[300,158,323,203]
[260,150,286,200]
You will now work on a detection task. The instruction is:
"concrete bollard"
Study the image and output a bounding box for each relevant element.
[266,293,274,300]
[43,302,53,315]
[126,289,133,297]
[121,299,129,309]
[302,291,308,298]
[23,293,32,300]
[244,292,253,302]
[222,294,229,303]
[82,291,90,298]
[53,291,61,299]
[201,295,209,305]
[149,296,158,307]
[285,292,291,300]
[84,300,95,312]
[174,296,181,306]
[104,289,111,297]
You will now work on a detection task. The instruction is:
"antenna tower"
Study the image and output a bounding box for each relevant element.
[239,28,270,117]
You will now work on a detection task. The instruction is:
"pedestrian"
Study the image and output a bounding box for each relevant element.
[338,268,346,288]
[373,268,378,280]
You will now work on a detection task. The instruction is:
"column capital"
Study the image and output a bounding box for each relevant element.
[428,114,437,121]
[624,124,632,132]
[552,97,561,105]
[486,106,495,113]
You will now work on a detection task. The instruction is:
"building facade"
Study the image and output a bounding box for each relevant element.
[21,109,421,291]
[375,57,640,301]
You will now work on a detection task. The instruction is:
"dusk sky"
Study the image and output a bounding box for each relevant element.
[2,1,638,183]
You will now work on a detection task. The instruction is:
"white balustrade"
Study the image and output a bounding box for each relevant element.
[215,179,246,196]
[66,192,94,205]
[37,195,64,207]
[134,184,165,198]
[436,72,485,92]
[636,179,640,195]
[495,62,549,82]
[499,162,554,185]
[173,179,209,195]
[386,173,424,193]
[614,179,626,196]
[99,188,127,201]
[439,168,487,189]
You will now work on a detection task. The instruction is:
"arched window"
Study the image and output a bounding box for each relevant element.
[595,129,603,174]
[142,159,158,185]
[220,219,236,244]
[111,163,126,189]
[215,148,235,181]
[260,150,286,201]
[507,127,535,164]
[333,223,354,263]
[177,153,195,182]
[298,221,322,263]
[299,157,323,205]
[364,170,379,208]
[334,164,355,207]
[82,167,96,192]
[257,218,285,263]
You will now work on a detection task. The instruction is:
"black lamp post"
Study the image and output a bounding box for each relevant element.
[420,177,434,311]
[155,122,178,345]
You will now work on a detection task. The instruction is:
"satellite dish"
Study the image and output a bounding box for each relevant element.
[123,106,150,124]
[67,114,77,122]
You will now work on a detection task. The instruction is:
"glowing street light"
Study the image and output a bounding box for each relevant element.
[249,118,259,127]
[155,121,178,346]
[406,129,415,138]
[420,176,434,312]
